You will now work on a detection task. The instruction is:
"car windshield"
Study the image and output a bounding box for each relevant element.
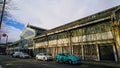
[64,53,69,56]
[38,53,51,56]
[37,53,45,55]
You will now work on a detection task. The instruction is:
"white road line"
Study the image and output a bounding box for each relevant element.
[0,65,2,68]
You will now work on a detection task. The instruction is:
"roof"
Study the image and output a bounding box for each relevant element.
[21,24,47,37]
[27,25,47,31]
[34,5,120,39]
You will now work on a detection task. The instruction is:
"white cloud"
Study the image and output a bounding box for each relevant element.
[0,23,22,43]
[7,26,22,42]
[1,0,120,43]
[9,0,120,29]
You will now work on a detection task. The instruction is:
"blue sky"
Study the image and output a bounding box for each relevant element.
[3,14,25,31]
[0,0,120,43]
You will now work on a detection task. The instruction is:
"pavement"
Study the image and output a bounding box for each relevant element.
[81,61,120,68]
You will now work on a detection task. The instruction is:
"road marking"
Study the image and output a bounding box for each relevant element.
[5,63,13,65]
[41,64,57,68]
[0,65,2,68]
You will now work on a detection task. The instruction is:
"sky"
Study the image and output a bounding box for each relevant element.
[0,0,120,43]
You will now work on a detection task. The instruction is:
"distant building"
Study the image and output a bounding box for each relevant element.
[6,25,46,57]
[6,41,20,55]
[0,42,12,55]
[19,25,47,57]
[0,43,6,55]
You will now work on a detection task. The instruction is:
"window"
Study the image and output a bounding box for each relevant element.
[78,29,82,36]
[116,10,120,22]
[23,30,34,38]
[101,24,106,32]
[58,32,67,39]
[48,34,57,40]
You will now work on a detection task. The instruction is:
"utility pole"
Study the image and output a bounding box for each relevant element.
[0,0,6,29]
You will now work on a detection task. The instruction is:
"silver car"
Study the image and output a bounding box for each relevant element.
[36,53,53,61]
[12,52,30,58]
[12,52,21,58]
[19,52,31,58]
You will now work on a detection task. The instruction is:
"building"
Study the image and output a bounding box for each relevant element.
[19,25,47,57]
[6,41,20,55]
[33,5,120,62]
[0,43,6,55]
[6,25,47,57]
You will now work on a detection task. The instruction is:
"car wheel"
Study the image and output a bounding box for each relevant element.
[68,60,73,64]
[36,57,38,60]
[22,56,25,59]
[56,59,59,63]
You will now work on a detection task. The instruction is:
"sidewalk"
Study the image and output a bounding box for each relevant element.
[81,61,120,68]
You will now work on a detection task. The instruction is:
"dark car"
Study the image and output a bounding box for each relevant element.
[55,52,81,64]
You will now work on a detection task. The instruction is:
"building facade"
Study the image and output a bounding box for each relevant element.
[6,41,20,55]
[6,25,46,57]
[33,5,120,62]
[20,25,46,57]
[0,43,6,55]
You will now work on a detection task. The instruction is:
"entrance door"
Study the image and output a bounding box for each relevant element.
[99,44,115,61]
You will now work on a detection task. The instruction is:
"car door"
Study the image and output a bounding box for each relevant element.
[38,53,44,60]
[62,54,68,62]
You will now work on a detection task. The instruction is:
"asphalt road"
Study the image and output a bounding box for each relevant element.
[0,55,114,68]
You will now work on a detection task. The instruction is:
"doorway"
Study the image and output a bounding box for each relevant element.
[99,44,115,61]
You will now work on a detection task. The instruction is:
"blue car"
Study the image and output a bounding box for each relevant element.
[55,52,81,64]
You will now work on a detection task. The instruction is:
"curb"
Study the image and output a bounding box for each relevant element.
[81,61,120,68]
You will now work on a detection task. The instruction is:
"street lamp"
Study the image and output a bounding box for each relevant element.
[0,0,6,29]
[0,33,8,44]
[2,33,8,55]
[2,33,8,43]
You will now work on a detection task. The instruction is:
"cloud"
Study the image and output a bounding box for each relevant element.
[9,0,120,29]
[3,16,25,30]
[0,12,24,43]
[1,0,120,43]
[0,23,22,43]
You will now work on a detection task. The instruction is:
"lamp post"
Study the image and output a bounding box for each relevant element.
[2,33,8,55]
[0,0,6,29]
[2,33,8,43]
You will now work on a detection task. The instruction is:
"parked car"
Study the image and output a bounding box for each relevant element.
[12,51,21,58]
[55,52,81,64]
[19,52,31,58]
[12,52,30,58]
[35,53,53,61]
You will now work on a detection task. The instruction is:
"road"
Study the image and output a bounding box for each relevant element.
[0,55,114,68]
